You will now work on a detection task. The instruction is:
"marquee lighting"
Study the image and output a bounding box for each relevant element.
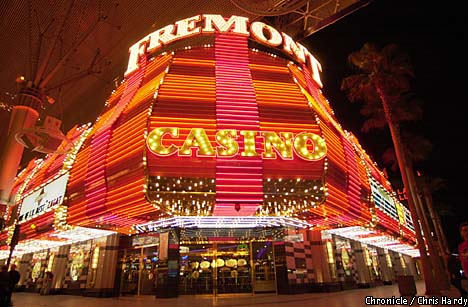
[323,226,419,257]
[0,226,115,260]
[54,205,69,231]
[61,124,92,173]
[147,176,215,216]
[134,216,314,232]
[326,241,335,264]
[49,226,116,242]
[146,127,327,161]
[14,159,44,205]
[386,252,393,267]
[0,239,65,259]
[147,175,327,217]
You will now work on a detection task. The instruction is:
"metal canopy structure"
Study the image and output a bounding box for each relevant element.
[232,0,370,41]
[0,0,369,149]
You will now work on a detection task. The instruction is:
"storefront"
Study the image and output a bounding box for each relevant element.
[115,227,280,296]
[0,14,420,297]
[0,227,420,296]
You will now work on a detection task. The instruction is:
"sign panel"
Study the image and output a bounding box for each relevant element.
[132,234,159,247]
[159,232,169,261]
[18,173,69,223]
[125,14,323,88]
[284,233,304,242]
[370,179,399,222]
[146,127,327,161]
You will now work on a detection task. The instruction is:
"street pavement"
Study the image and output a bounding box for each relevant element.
[10,279,468,307]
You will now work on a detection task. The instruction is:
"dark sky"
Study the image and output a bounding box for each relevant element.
[306,0,467,251]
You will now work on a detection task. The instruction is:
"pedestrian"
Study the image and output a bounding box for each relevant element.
[0,265,10,307]
[7,264,20,306]
[458,221,468,298]
[445,251,468,297]
[459,222,468,278]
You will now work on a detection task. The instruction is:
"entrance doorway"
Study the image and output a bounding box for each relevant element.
[252,241,276,293]
[119,228,281,296]
[179,241,276,295]
[120,245,161,295]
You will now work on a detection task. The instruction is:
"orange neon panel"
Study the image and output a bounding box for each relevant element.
[8,39,414,242]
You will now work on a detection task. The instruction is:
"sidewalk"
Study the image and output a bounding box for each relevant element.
[10,280,468,307]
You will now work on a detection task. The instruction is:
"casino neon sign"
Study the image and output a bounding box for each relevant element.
[125,14,323,88]
[146,127,327,161]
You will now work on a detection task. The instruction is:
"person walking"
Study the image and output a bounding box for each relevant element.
[458,221,468,298]
[445,251,468,297]
[0,265,10,307]
[459,222,468,277]
[6,264,20,306]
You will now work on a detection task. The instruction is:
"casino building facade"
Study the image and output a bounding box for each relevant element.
[0,15,420,297]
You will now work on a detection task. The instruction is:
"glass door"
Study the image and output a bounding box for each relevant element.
[121,248,141,295]
[252,241,276,293]
[215,243,251,294]
[140,246,159,294]
[178,242,253,295]
[179,244,214,294]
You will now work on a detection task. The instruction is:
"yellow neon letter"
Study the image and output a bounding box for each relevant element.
[240,131,258,157]
[216,129,239,157]
[179,128,215,156]
[293,132,327,161]
[261,132,294,160]
[147,127,179,156]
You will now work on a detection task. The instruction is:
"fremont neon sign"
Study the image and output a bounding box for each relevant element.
[125,14,323,88]
[146,127,327,161]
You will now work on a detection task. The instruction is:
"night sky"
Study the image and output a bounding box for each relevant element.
[305,0,467,251]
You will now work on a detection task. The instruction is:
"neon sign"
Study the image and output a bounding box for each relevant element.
[18,173,69,223]
[146,127,326,161]
[125,14,323,87]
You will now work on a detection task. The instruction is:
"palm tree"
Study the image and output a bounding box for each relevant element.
[382,130,450,258]
[340,42,448,294]
[381,129,432,172]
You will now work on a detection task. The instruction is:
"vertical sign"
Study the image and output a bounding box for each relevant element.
[159,232,169,261]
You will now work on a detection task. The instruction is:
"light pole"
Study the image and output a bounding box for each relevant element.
[6,224,20,267]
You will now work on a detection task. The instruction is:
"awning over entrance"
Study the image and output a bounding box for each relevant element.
[323,226,419,257]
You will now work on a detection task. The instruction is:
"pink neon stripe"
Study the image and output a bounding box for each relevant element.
[84,57,146,220]
[216,178,263,182]
[341,136,366,221]
[213,34,263,216]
